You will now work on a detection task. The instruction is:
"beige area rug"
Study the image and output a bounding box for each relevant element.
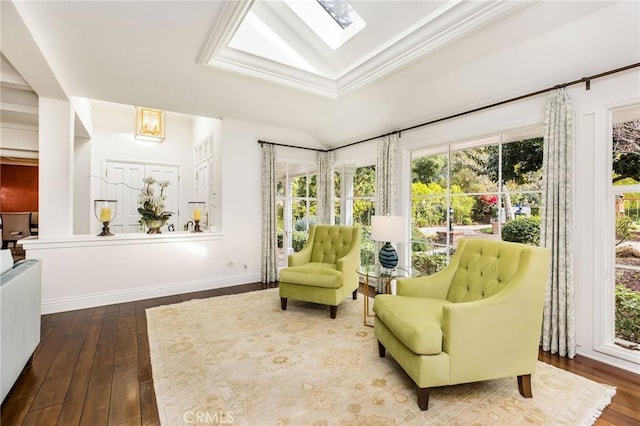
[146,289,615,425]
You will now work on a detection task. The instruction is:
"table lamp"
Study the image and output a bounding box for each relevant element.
[370,215,405,269]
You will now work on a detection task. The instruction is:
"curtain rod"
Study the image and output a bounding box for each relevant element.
[258,139,325,152]
[258,62,640,153]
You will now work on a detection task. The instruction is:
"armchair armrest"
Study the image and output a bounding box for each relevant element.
[336,228,361,285]
[335,241,360,273]
[396,242,467,299]
[396,265,457,299]
[287,241,312,266]
[396,246,461,299]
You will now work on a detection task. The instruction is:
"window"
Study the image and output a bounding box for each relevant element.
[276,160,376,269]
[410,128,544,276]
[611,105,640,351]
[282,0,365,49]
[335,163,376,267]
[317,0,355,29]
[276,162,317,267]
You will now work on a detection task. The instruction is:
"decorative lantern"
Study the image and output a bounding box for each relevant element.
[188,201,206,233]
[94,200,118,236]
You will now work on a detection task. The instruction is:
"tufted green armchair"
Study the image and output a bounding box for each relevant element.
[279,225,361,319]
[374,238,551,410]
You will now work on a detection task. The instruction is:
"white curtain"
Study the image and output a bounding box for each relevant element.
[376,133,399,216]
[261,143,278,286]
[316,151,334,225]
[540,88,575,358]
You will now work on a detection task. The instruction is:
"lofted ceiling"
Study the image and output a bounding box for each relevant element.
[201,0,530,98]
[1,0,638,150]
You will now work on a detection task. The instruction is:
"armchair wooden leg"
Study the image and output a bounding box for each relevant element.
[280,297,287,311]
[417,387,430,411]
[377,341,386,357]
[517,374,532,398]
[329,305,337,319]
[352,288,358,300]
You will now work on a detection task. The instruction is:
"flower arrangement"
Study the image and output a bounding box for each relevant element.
[137,177,172,227]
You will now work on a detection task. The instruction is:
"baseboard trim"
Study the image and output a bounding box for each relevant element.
[40,272,260,314]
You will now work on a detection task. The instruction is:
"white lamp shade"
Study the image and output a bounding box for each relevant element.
[370,215,405,242]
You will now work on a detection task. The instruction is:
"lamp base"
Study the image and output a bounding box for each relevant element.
[192,220,203,233]
[97,222,114,237]
[379,242,398,269]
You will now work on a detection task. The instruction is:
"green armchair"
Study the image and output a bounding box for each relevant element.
[373,238,551,410]
[279,225,361,319]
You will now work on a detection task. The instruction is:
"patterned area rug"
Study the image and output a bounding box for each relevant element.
[146,289,615,425]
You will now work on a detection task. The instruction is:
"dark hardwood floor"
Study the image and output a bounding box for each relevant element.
[2,283,639,425]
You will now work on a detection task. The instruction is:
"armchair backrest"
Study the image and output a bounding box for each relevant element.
[308,225,360,264]
[1,212,32,242]
[446,238,545,303]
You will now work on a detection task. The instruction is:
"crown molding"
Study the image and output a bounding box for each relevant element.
[198,0,535,99]
[204,47,339,99]
[337,0,534,98]
[196,0,255,67]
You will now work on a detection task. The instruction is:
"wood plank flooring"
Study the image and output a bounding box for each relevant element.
[2,283,639,425]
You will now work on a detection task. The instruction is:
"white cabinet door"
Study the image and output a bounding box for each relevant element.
[104,161,180,233]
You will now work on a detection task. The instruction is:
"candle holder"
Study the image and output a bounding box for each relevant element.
[188,201,206,233]
[94,200,118,236]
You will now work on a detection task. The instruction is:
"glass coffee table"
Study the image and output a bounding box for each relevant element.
[357,265,419,327]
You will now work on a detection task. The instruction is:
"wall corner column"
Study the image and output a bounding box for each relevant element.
[39,97,74,237]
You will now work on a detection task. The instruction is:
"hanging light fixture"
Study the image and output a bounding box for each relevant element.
[135,106,165,142]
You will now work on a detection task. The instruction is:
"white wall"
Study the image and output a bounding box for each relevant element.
[73,137,91,233]
[87,100,195,234]
[24,113,322,314]
[219,118,320,271]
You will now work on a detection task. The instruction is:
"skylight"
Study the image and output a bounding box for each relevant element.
[282,0,365,50]
[317,0,354,29]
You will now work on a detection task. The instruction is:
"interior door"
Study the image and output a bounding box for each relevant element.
[104,161,145,233]
[194,159,213,228]
[146,164,180,231]
[104,161,180,233]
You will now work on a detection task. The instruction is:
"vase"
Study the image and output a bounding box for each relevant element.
[145,219,165,234]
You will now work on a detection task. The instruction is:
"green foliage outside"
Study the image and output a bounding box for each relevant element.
[353,166,375,225]
[292,231,307,252]
[616,214,634,245]
[615,284,640,344]
[450,188,475,225]
[411,182,474,226]
[409,224,449,276]
[477,138,544,185]
[613,153,640,184]
[410,223,434,249]
[295,216,316,232]
[412,182,445,226]
[412,155,447,186]
[360,238,375,268]
[411,251,448,276]
[501,216,541,246]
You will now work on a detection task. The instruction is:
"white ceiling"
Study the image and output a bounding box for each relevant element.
[1,1,638,150]
[202,0,530,98]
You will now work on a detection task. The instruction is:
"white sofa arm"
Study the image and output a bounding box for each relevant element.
[1,258,42,402]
